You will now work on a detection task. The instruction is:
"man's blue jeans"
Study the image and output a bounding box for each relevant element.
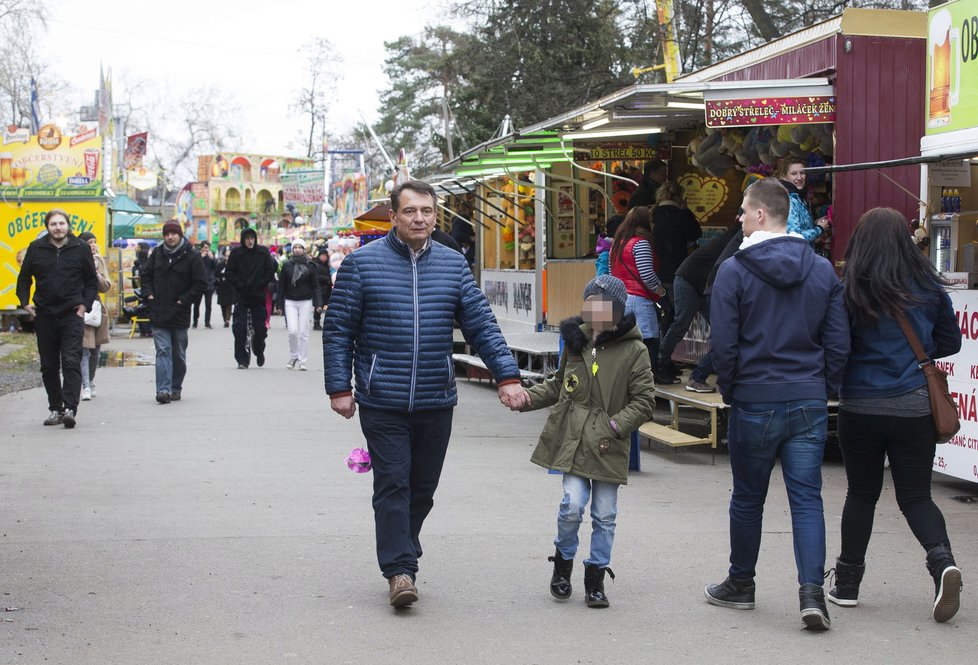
[727,399,827,586]
[555,473,620,568]
[153,327,188,394]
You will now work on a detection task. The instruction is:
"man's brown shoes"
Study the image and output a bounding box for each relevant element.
[388,574,419,607]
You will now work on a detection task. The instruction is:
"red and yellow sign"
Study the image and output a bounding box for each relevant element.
[0,128,103,197]
[0,200,108,310]
[705,96,836,128]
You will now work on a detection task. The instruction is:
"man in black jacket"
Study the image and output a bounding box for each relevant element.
[192,242,218,328]
[16,209,99,428]
[626,159,667,210]
[226,227,276,368]
[140,220,206,404]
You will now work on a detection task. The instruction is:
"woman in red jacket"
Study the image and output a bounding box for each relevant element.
[610,206,674,385]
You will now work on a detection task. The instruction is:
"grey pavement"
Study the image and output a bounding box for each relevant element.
[2,318,976,664]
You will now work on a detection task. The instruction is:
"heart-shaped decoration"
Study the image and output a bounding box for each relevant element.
[678,172,730,223]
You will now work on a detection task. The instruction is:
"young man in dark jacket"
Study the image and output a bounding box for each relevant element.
[192,242,218,328]
[324,180,524,609]
[16,209,98,428]
[140,220,206,404]
[226,227,276,368]
[704,178,850,631]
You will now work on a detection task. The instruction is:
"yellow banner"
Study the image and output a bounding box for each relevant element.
[0,126,103,197]
[0,201,108,310]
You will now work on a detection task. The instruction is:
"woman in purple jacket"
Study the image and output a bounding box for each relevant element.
[830,208,963,622]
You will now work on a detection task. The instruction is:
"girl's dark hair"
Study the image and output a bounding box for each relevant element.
[610,206,653,267]
[843,207,948,326]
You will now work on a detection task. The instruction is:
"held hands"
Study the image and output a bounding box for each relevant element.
[331,394,357,419]
[498,383,530,411]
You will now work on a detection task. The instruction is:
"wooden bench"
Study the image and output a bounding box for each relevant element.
[452,353,545,383]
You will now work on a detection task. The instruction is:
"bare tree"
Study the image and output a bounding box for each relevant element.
[291,38,341,161]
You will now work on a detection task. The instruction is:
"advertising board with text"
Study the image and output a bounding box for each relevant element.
[0,200,107,310]
[0,126,103,197]
[936,288,978,483]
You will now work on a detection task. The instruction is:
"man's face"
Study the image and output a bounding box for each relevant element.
[87,238,98,254]
[200,245,210,256]
[740,195,763,237]
[293,245,305,257]
[582,296,618,332]
[391,189,436,249]
[244,235,256,248]
[163,231,182,248]
[46,215,69,241]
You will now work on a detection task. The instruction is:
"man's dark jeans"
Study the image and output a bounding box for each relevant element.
[359,405,454,579]
[659,275,709,367]
[34,308,84,412]
[193,289,214,326]
[232,302,267,366]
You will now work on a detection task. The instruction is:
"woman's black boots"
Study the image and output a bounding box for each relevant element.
[926,543,962,622]
[827,558,866,607]
[548,549,573,600]
[584,564,615,608]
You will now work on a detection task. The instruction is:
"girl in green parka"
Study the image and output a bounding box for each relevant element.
[520,275,656,608]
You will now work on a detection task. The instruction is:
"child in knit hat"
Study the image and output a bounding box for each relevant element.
[516,274,656,608]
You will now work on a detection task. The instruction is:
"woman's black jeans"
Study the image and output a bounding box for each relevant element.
[837,409,950,564]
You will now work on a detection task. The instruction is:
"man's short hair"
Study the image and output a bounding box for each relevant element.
[390,180,438,212]
[745,178,790,225]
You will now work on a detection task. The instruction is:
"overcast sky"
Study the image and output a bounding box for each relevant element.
[46,0,440,157]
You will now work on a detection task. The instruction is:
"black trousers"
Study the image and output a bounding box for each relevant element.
[34,309,84,412]
[231,302,267,366]
[837,409,950,563]
[192,289,214,326]
[359,405,454,579]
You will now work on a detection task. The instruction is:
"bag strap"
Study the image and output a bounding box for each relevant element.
[894,312,930,366]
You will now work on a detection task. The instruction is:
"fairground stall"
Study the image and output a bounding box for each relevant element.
[918,0,978,483]
[0,124,108,326]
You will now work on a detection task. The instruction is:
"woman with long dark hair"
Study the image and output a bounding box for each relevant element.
[610,206,673,384]
[829,207,962,622]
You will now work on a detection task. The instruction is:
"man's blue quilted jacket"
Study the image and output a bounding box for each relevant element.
[323,230,520,411]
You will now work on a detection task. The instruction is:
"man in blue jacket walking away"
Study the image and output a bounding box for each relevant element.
[703,178,850,631]
[324,180,526,609]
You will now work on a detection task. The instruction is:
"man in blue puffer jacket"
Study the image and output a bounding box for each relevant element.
[324,180,526,609]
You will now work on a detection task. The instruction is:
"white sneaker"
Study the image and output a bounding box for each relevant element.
[90,383,97,397]
[286,359,297,369]
[299,363,308,371]
[81,387,92,401]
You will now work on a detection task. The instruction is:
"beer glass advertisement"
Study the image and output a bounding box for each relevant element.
[926,0,978,135]
[0,125,103,197]
[0,201,107,310]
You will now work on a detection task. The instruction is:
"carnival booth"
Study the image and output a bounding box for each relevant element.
[918,0,978,483]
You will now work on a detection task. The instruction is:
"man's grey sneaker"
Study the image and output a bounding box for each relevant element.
[81,387,92,401]
[298,363,308,371]
[388,574,418,608]
[686,379,716,393]
[170,390,181,401]
[62,409,76,429]
[705,576,756,609]
[156,391,171,404]
[43,410,63,426]
[286,358,297,369]
[799,584,831,630]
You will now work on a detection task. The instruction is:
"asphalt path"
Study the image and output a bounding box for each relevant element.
[1,319,976,664]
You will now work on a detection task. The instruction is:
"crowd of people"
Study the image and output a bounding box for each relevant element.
[14,174,964,630]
